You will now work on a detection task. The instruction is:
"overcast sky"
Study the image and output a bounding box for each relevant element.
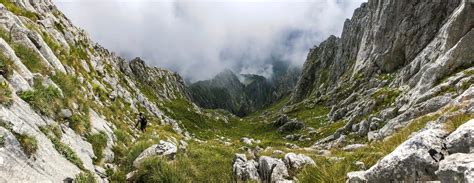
[54,0,365,81]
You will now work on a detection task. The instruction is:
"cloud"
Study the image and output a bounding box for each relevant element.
[54,0,365,81]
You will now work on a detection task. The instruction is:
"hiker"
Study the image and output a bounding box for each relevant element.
[135,112,148,132]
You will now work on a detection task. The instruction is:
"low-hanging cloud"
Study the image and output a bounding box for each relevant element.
[54,0,365,81]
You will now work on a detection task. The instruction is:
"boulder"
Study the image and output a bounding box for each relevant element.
[273,115,290,127]
[357,120,369,136]
[232,154,259,181]
[59,109,73,119]
[342,144,368,151]
[278,121,304,133]
[258,156,291,182]
[435,153,474,183]
[445,119,474,153]
[346,171,367,183]
[347,128,448,182]
[240,137,254,146]
[132,140,177,168]
[283,153,315,172]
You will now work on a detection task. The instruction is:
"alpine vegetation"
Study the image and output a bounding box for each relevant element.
[0,0,473,182]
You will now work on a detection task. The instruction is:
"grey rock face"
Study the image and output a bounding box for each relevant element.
[59,109,73,119]
[232,154,259,181]
[346,171,367,183]
[273,115,290,128]
[258,156,291,182]
[283,153,315,172]
[277,121,304,133]
[351,128,448,182]
[445,119,474,153]
[132,140,178,168]
[436,153,474,183]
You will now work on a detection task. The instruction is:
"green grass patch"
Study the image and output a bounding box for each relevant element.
[0,81,12,106]
[87,131,108,164]
[133,156,186,183]
[444,112,474,133]
[18,80,63,117]
[12,132,38,158]
[371,87,400,111]
[0,52,16,79]
[74,171,96,183]
[12,44,49,75]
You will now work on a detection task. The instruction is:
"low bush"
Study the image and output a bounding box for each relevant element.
[74,171,96,183]
[87,132,108,164]
[0,52,16,79]
[133,156,186,183]
[18,82,62,117]
[69,114,90,135]
[13,132,38,158]
[13,44,49,75]
[0,81,12,105]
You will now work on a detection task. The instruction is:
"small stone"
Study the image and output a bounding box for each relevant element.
[60,109,73,119]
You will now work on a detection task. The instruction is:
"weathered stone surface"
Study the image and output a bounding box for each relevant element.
[273,115,290,128]
[346,171,367,183]
[436,153,474,183]
[283,153,315,172]
[133,140,177,168]
[259,156,291,182]
[232,154,259,181]
[278,121,304,133]
[445,119,474,153]
[348,128,448,182]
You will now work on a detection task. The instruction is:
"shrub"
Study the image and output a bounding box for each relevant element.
[87,132,108,164]
[13,132,38,157]
[0,81,12,105]
[39,125,84,170]
[18,83,63,117]
[113,129,132,145]
[68,113,91,135]
[12,44,49,75]
[74,171,96,183]
[0,52,16,79]
[371,87,400,112]
[133,156,186,183]
[0,134,5,147]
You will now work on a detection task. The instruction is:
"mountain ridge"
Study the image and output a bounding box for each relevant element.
[0,0,472,182]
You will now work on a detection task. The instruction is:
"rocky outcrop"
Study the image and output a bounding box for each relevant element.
[0,0,192,182]
[283,153,315,172]
[347,128,448,182]
[121,57,192,102]
[132,140,178,168]
[445,119,474,153]
[232,154,259,182]
[288,0,473,152]
[436,153,474,183]
[259,156,291,183]
[232,153,315,182]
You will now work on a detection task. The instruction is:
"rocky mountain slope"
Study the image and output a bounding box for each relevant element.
[0,0,191,181]
[0,0,472,182]
[190,63,299,116]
